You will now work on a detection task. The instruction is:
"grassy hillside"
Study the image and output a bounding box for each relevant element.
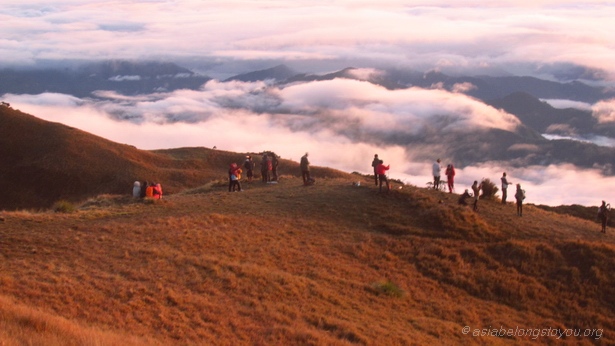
[0,107,345,211]
[1,174,614,345]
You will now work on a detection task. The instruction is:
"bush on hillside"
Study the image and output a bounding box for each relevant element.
[52,200,75,213]
[480,178,499,200]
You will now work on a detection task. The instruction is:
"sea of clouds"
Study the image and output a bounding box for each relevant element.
[5,76,615,207]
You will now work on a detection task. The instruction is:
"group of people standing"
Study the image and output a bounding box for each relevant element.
[432,158,526,215]
[228,151,315,192]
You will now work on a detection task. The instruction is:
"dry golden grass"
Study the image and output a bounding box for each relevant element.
[1,175,614,345]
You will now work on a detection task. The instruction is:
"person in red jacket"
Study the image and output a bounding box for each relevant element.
[229,163,243,192]
[376,161,391,193]
[153,183,163,200]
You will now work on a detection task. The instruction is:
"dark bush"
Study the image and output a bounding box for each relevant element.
[480,178,499,200]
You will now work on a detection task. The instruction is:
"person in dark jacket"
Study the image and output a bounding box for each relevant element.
[260,154,270,183]
[300,152,311,185]
[445,163,456,193]
[371,154,381,186]
[243,155,254,182]
[140,180,148,198]
[458,189,472,205]
[271,153,279,182]
[598,200,610,233]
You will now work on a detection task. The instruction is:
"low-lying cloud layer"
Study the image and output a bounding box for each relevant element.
[5,77,615,206]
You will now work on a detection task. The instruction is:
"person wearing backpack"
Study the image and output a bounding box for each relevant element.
[229,163,243,192]
[598,200,610,233]
[515,184,526,216]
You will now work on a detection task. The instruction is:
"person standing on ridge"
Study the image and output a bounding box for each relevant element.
[445,163,456,193]
[300,152,311,185]
[376,160,391,193]
[471,180,482,211]
[515,184,525,216]
[432,159,442,190]
[260,154,270,183]
[371,154,381,186]
[501,172,512,204]
[598,200,610,233]
[243,155,255,182]
[271,153,279,182]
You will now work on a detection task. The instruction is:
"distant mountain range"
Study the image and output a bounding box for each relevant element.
[0,61,211,98]
[2,60,615,175]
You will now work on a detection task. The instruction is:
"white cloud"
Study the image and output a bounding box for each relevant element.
[592,98,615,123]
[108,75,141,82]
[541,99,593,111]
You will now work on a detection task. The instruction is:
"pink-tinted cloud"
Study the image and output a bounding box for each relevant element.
[2,1,615,79]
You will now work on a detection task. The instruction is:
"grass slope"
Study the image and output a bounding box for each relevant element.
[0,107,346,211]
[1,175,614,345]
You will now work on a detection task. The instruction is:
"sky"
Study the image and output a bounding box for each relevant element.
[2,1,615,206]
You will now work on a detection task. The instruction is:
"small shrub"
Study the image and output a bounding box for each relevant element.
[371,280,404,298]
[52,200,75,213]
[480,178,499,200]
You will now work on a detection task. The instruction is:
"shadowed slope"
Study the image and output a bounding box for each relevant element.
[0,107,347,210]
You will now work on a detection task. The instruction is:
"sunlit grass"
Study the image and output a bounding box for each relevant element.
[1,175,614,344]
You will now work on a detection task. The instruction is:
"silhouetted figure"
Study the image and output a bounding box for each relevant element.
[445,163,455,193]
[515,184,525,216]
[140,180,148,198]
[598,200,610,233]
[458,189,472,205]
[501,172,512,204]
[271,153,279,182]
[243,155,255,182]
[371,154,381,186]
[260,154,270,183]
[300,152,311,185]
